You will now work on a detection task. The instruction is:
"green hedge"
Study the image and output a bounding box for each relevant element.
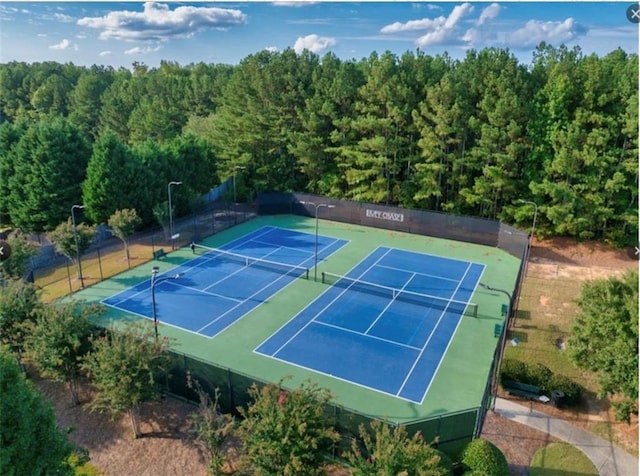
[460,438,509,476]
[500,359,582,406]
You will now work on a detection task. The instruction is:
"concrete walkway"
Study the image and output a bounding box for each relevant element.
[494,398,638,476]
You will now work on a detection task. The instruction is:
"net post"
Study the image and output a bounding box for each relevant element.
[321,271,325,284]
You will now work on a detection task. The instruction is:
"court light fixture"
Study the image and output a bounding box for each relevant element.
[233,166,246,224]
[71,205,85,288]
[517,199,539,278]
[300,201,335,281]
[168,181,182,250]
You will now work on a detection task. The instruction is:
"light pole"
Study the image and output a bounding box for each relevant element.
[300,201,335,281]
[518,199,538,241]
[479,283,512,315]
[71,205,85,288]
[233,166,246,224]
[168,181,182,250]
[517,199,538,277]
[479,282,513,410]
[150,266,182,342]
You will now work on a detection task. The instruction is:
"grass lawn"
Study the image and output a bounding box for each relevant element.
[34,241,155,302]
[504,262,637,455]
[529,442,598,475]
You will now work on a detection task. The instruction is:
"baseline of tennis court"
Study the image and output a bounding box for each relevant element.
[255,246,485,404]
[102,226,348,338]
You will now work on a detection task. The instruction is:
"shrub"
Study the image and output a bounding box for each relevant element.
[548,374,582,406]
[460,438,508,476]
[346,421,452,476]
[526,363,553,391]
[500,359,528,384]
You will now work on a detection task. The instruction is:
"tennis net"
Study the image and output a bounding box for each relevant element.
[321,271,478,318]
[193,244,309,279]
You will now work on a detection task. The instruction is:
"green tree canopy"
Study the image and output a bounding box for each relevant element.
[0,345,74,476]
[0,231,38,280]
[7,117,89,232]
[460,438,509,476]
[24,300,103,405]
[108,208,141,262]
[346,419,452,475]
[48,217,96,280]
[569,269,638,422]
[0,278,41,356]
[81,323,171,439]
[238,378,339,475]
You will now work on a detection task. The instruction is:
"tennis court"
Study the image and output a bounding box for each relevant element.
[256,247,485,404]
[102,226,348,338]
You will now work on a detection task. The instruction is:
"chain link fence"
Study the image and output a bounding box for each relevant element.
[167,350,482,458]
[31,201,256,301]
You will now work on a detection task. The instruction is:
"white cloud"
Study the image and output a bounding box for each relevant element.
[293,34,336,54]
[53,13,73,22]
[381,3,474,47]
[381,17,445,34]
[273,1,318,7]
[412,4,443,11]
[444,3,474,29]
[265,46,279,53]
[510,18,587,48]
[477,3,501,26]
[49,38,77,50]
[77,2,246,42]
[37,33,47,38]
[124,45,162,55]
[415,2,474,47]
[99,50,112,57]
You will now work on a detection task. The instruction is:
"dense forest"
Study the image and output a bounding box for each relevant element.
[0,43,637,245]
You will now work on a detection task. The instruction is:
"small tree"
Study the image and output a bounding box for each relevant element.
[108,208,141,264]
[188,378,236,474]
[346,419,451,475]
[0,278,41,357]
[0,230,38,280]
[24,300,103,405]
[0,345,74,476]
[237,378,339,475]
[48,217,96,279]
[153,201,170,240]
[81,322,171,439]
[460,438,509,476]
[569,269,638,422]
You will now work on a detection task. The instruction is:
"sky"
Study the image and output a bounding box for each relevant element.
[0,1,637,68]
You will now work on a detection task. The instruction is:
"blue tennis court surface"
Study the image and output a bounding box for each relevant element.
[102,226,348,338]
[256,247,485,404]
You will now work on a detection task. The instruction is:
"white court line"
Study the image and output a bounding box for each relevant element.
[376,263,459,283]
[202,246,283,293]
[315,319,421,351]
[251,238,315,255]
[414,264,486,405]
[364,272,416,335]
[258,351,420,404]
[267,248,394,357]
[396,262,473,397]
[195,234,347,337]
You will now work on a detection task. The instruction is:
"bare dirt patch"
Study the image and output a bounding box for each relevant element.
[481,409,559,476]
[530,236,636,272]
[32,371,210,476]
